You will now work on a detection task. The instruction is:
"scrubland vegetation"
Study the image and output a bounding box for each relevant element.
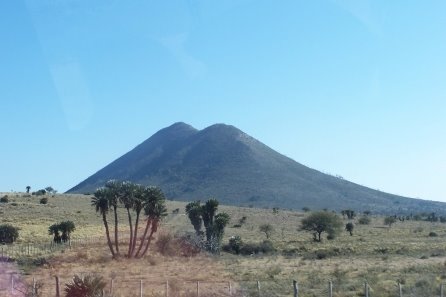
[1,190,446,296]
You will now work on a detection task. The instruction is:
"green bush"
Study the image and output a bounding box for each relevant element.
[228,236,243,254]
[64,274,106,297]
[358,216,370,225]
[0,195,8,203]
[40,197,48,204]
[428,232,438,237]
[239,240,276,255]
[0,224,19,244]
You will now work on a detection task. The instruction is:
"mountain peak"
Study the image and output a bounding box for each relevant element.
[67,122,446,214]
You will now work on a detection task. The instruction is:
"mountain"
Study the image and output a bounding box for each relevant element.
[67,122,446,213]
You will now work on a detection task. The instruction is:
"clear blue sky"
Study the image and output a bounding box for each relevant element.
[1,0,445,202]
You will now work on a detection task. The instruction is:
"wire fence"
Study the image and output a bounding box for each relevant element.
[2,274,446,297]
[1,237,445,296]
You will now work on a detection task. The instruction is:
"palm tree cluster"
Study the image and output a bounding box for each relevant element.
[92,180,167,259]
[185,198,230,253]
[48,221,75,243]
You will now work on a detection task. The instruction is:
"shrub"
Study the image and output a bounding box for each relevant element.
[238,240,276,255]
[228,236,243,254]
[40,197,48,204]
[358,216,370,225]
[0,195,8,203]
[33,189,46,196]
[156,233,177,256]
[0,224,19,244]
[429,232,438,237]
[64,274,106,297]
[176,235,202,257]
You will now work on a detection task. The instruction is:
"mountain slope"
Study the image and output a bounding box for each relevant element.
[67,122,446,213]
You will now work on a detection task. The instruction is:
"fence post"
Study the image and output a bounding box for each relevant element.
[228,281,232,295]
[328,281,333,297]
[166,280,169,297]
[398,282,402,297]
[10,275,14,295]
[293,280,298,297]
[196,281,199,297]
[55,276,61,297]
[364,281,369,297]
[33,277,36,297]
[441,283,444,297]
[257,280,261,296]
[140,279,143,297]
[110,278,114,295]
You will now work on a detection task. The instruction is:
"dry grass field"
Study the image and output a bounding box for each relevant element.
[1,192,446,296]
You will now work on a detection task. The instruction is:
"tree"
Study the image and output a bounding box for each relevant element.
[300,211,342,242]
[48,221,75,243]
[384,216,396,227]
[0,224,19,244]
[48,223,62,244]
[92,188,115,258]
[94,181,167,259]
[60,221,75,242]
[105,180,122,255]
[302,207,310,213]
[185,201,203,236]
[137,186,167,258]
[259,224,274,239]
[185,198,230,253]
[345,222,354,236]
[45,186,55,194]
[26,186,31,194]
[341,210,356,220]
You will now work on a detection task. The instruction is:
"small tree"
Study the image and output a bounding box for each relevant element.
[302,207,310,213]
[300,211,342,242]
[185,198,230,253]
[185,201,203,236]
[48,223,62,243]
[384,216,397,227]
[259,224,274,239]
[341,210,356,220]
[26,186,31,193]
[0,224,19,244]
[345,222,354,236]
[59,221,76,242]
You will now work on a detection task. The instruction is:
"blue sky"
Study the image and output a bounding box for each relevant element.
[1,0,445,202]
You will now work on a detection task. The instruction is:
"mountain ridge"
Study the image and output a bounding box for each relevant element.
[67,122,446,214]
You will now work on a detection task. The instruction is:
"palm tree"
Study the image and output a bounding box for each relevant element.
[129,184,145,257]
[202,199,219,242]
[135,186,167,258]
[105,180,121,255]
[59,221,75,242]
[92,188,115,258]
[185,201,203,236]
[48,223,61,244]
[120,181,136,257]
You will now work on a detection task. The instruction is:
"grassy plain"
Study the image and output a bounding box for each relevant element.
[1,192,446,296]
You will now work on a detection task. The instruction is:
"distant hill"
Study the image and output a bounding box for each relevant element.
[67,122,446,214]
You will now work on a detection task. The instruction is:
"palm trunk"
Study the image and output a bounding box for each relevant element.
[135,218,152,258]
[103,213,116,258]
[130,210,141,257]
[140,219,159,258]
[113,205,120,255]
[126,207,134,258]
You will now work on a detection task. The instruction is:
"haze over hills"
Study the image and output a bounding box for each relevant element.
[68,122,446,214]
